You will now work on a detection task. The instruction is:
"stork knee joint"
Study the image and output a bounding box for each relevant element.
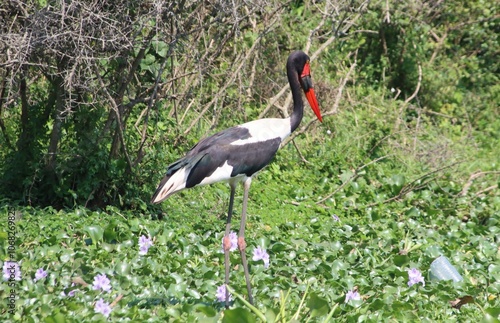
[238,236,246,251]
[223,236,232,251]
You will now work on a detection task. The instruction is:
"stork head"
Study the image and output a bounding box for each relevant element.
[287,51,322,122]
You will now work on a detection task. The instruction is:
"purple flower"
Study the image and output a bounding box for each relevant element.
[252,246,270,268]
[94,298,112,317]
[408,268,425,287]
[221,231,238,252]
[92,273,111,292]
[332,214,340,221]
[215,284,232,302]
[3,261,21,281]
[138,235,153,255]
[34,268,48,281]
[345,289,361,303]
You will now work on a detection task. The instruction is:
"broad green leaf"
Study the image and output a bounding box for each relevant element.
[482,307,500,323]
[393,255,409,267]
[307,293,329,318]
[222,308,256,323]
[85,225,103,243]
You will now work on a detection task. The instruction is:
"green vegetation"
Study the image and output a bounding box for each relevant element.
[0,0,499,321]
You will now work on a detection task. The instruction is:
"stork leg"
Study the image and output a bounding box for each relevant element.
[222,183,236,308]
[238,178,254,305]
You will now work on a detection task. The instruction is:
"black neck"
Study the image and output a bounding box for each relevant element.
[287,66,304,133]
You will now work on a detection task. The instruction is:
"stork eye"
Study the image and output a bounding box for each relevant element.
[300,60,311,78]
[300,75,313,91]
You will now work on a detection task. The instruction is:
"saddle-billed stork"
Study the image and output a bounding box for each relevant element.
[151,50,322,305]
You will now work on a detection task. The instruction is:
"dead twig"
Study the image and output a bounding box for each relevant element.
[459,171,500,196]
[72,276,89,287]
[475,185,498,196]
[110,294,124,307]
[317,155,391,205]
[259,0,368,119]
[394,64,422,131]
[92,63,133,173]
[305,0,329,53]
[331,50,357,115]
[292,140,311,164]
[183,17,278,135]
[367,161,464,207]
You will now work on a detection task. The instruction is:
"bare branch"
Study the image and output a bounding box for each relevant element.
[459,171,500,197]
[182,17,279,135]
[92,63,133,173]
[394,64,422,130]
[367,161,464,207]
[317,155,391,205]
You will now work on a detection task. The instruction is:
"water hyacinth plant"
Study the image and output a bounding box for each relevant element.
[92,273,112,292]
[252,246,270,268]
[34,268,48,281]
[138,235,154,255]
[2,261,21,281]
[215,284,232,303]
[94,298,112,318]
[3,202,498,322]
[407,268,425,287]
[2,201,499,322]
[345,289,361,303]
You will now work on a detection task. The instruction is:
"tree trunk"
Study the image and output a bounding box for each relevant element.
[45,76,65,173]
[17,67,31,152]
[0,69,13,150]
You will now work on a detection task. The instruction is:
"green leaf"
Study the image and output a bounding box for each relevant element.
[154,41,169,58]
[140,54,156,68]
[194,304,217,317]
[393,255,409,267]
[307,293,329,318]
[392,174,405,188]
[482,307,500,323]
[264,308,277,322]
[271,242,287,252]
[340,170,355,183]
[52,313,66,323]
[115,260,131,275]
[85,225,103,243]
[165,307,180,318]
[44,312,65,323]
[222,308,256,323]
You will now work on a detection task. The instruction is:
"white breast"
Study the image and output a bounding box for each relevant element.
[230,118,291,146]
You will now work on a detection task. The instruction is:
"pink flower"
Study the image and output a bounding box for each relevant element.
[252,246,270,268]
[216,284,232,302]
[408,268,425,287]
[2,261,21,281]
[94,298,112,317]
[139,235,153,255]
[345,289,361,303]
[34,268,48,281]
[92,273,112,292]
